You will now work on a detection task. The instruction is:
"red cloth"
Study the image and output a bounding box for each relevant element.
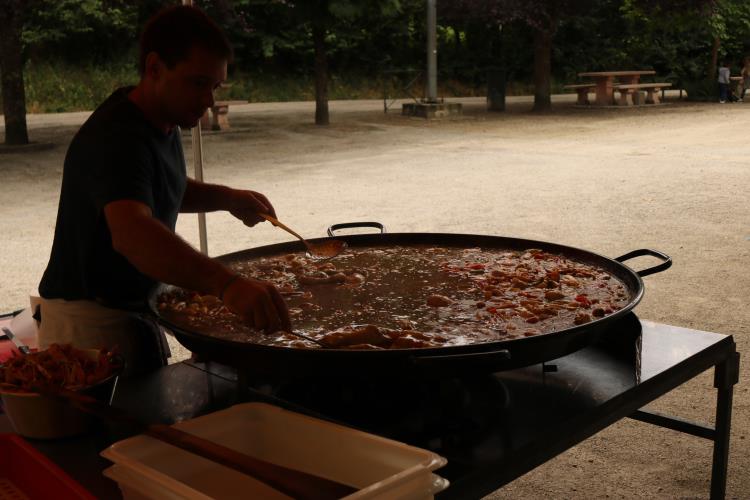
[0,316,37,362]
[0,340,20,363]
[0,340,36,363]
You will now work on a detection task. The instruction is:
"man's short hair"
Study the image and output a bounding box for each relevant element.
[139,5,233,76]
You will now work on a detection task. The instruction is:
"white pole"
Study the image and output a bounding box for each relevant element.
[182,0,208,255]
[191,126,209,255]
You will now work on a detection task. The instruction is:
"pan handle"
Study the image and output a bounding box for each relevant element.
[410,348,511,370]
[327,222,387,237]
[615,249,672,277]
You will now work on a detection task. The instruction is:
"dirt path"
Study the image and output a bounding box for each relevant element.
[1,94,748,498]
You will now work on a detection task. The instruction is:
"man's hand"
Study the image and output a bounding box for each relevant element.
[180,181,278,225]
[221,276,292,333]
[104,200,291,334]
[228,190,276,227]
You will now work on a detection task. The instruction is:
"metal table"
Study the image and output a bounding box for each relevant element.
[4,316,738,499]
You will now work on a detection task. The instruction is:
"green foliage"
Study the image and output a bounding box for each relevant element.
[18,59,500,112]
[683,78,719,101]
[13,0,750,112]
[201,0,408,76]
[23,0,136,45]
[22,0,146,62]
[23,59,139,113]
[715,0,750,60]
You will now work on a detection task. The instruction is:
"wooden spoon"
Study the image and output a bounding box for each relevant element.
[259,214,346,260]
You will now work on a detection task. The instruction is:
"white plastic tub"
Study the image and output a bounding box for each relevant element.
[101,402,449,499]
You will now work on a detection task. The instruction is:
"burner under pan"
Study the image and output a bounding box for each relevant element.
[244,314,643,456]
[272,374,512,450]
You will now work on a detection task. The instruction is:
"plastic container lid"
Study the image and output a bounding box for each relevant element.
[101,402,449,499]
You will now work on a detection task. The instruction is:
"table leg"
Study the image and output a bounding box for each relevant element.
[646,89,661,105]
[576,88,590,105]
[618,89,633,106]
[200,110,210,129]
[620,76,641,105]
[710,350,739,500]
[210,105,231,131]
[595,77,614,106]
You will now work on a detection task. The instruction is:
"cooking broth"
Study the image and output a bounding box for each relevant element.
[158,245,630,349]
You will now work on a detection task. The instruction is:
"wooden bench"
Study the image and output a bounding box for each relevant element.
[200,100,248,131]
[563,84,597,105]
[614,83,672,105]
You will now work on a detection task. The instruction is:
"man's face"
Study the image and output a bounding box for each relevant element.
[151,45,227,129]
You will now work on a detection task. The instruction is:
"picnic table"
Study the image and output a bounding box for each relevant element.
[578,70,656,106]
[199,100,247,131]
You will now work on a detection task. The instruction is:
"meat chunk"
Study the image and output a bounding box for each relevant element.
[574,312,591,325]
[297,272,346,285]
[544,290,566,301]
[389,334,442,349]
[387,329,446,348]
[426,294,454,307]
[319,325,390,348]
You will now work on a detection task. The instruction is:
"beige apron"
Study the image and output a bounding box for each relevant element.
[37,298,170,378]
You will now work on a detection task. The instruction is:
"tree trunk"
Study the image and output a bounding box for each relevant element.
[532,28,552,112]
[453,24,462,54]
[312,23,329,126]
[0,0,29,145]
[707,35,720,81]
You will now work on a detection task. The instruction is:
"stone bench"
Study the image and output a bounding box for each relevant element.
[200,100,248,131]
[614,83,672,105]
[563,84,597,105]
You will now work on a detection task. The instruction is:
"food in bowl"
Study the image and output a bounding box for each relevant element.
[0,344,122,439]
[0,343,121,392]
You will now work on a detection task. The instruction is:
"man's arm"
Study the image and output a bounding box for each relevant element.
[181,179,275,227]
[104,200,291,332]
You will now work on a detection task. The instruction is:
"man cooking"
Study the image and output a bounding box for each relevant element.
[37,5,291,377]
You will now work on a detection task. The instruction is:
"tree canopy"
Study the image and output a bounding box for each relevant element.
[3,0,750,142]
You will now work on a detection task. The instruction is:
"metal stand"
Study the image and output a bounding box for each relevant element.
[7,321,737,499]
[235,365,251,401]
[629,349,740,500]
[382,69,422,113]
[711,351,740,499]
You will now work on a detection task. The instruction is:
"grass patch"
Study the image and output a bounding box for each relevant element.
[24,60,139,113]
[17,60,541,113]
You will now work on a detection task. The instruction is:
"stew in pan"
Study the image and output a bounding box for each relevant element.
[158,245,629,350]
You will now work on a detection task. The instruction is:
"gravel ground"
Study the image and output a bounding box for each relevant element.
[1,93,748,498]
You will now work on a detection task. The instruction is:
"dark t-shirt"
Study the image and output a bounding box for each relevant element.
[39,87,187,307]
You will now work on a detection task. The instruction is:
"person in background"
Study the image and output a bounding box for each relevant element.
[717,60,731,103]
[37,5,291,377]
[741,57,750,101]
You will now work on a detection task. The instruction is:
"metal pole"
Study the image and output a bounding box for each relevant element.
[426,0,438,103]
[191,127,208,255]
[182,0,208,255]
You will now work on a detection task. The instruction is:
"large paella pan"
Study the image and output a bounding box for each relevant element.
[151,223,670,378]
